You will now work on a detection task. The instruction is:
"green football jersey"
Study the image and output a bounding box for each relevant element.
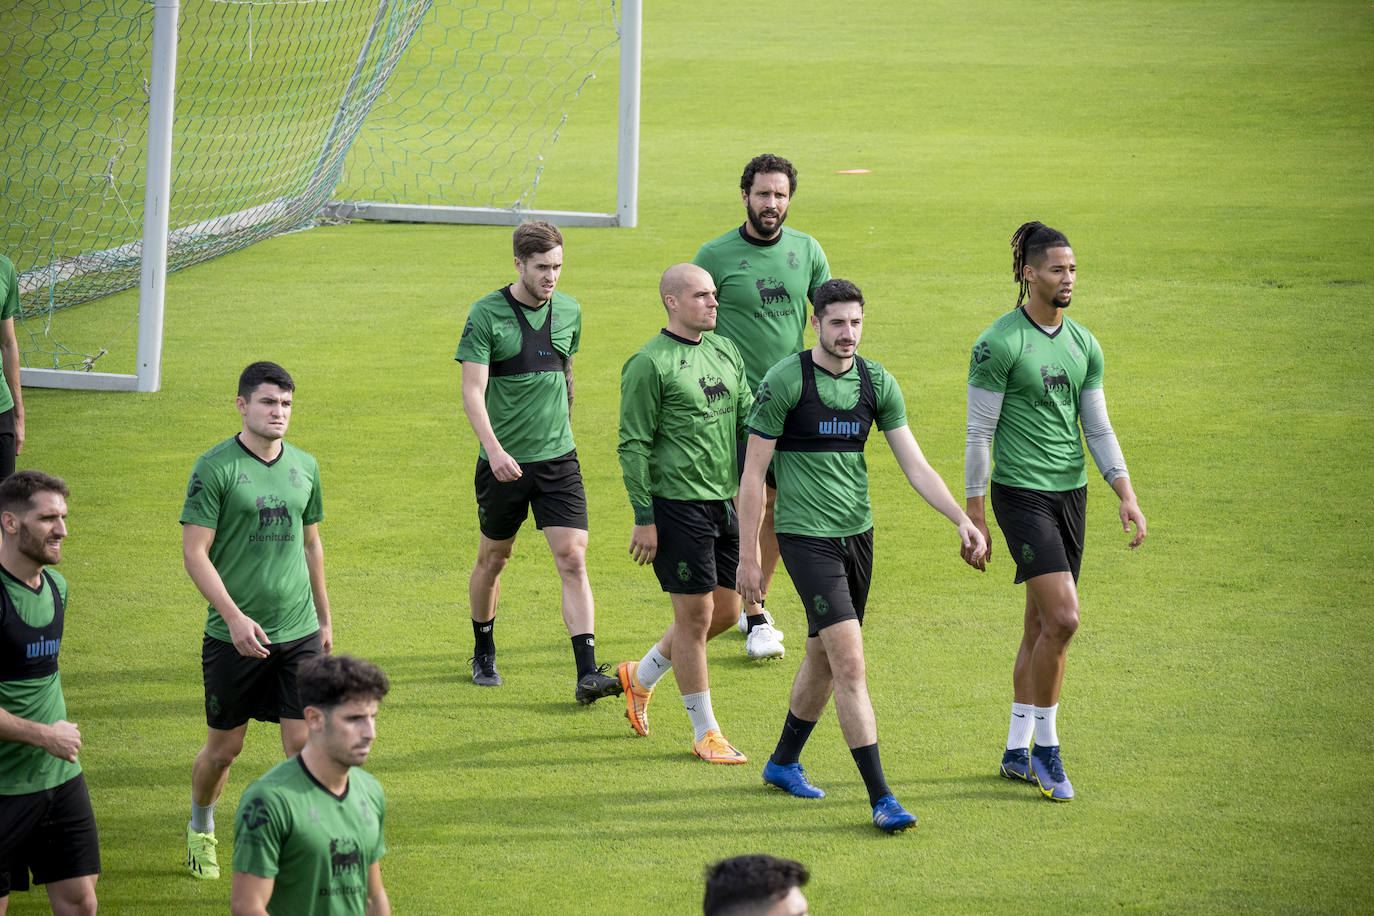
[694,226,830,391]
[180,436,324,643]
[0,255,19,414]
[455,287,580,463]
[233,756,386,916]
[967,307,1104,492]
[0,566,80,795]
[618,330,753,522]
[747,353,907,538]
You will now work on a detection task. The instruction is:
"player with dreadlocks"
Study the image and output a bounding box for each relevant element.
[962,221,1147,801]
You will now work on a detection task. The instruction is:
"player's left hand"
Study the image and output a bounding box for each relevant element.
[1120,499,1147,549]
[13,413,23,455]
[629,524,657,565]
[317,621,333,654]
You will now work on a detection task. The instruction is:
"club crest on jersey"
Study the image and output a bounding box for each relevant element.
[698,375,729,403]
[289,467,303,488]
[787,251,799,270]
[971,342,991,366]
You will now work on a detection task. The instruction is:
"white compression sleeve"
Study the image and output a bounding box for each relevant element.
[965,385,1003,498]
[1079,387,1129,484]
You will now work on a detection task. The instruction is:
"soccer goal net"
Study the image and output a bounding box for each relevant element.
[1,0,639,391]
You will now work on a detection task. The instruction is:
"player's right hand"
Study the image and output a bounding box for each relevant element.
[44,720,82,762]
[736,559,766,606]
[963,519,993,571]
[629,524,657,565]
[489,448,522,482]
[229,615,271,658]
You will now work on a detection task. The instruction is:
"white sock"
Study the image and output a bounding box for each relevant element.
[637,646,671,690]
[190,800,216,834]
[682,690,719,741]
[1033,704,1060,748]
[1007,702,1034,751]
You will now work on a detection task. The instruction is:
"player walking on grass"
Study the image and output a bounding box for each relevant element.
[0,472,99,914]
[738,279,985,833]
[695,153,831,660]
[964,221,1147,802]
[614,264,754,764]
[181,361,333,879]
[0,255,28,480]
[231,654,390,916]
[456,221,620,704]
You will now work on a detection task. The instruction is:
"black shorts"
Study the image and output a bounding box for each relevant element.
[649,498,739,595]
[990,483,1087,584]
[776,529,874,638]
[0,408,15,481]
[735,437,777,490]
[475,449,588,541]
[202,630,322,729]
[0,773,101,896]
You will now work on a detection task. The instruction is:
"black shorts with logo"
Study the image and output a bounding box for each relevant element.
[649,497,739,595]
[202,630,322,729]
[475,449,588,541]
[776,528,874,638]
[0,773,101,896]
[990,482,1087,584]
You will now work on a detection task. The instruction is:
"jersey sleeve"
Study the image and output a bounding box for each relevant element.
[179,455,225,529]
[732,349,755,442]
[871,362,908,431]
[746,359,798,439]
[302,456,324,527]
[231,785,288,879]
[454,303,493,365]
[1,257,18,321]
[967,329,1015,394]
[565,300,582,358]
[807,238,831,301]
[369,783,387,865]
[1083,330,1104,390]
[616,351,661,524]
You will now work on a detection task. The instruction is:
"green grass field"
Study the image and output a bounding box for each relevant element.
[6,0,1373,912]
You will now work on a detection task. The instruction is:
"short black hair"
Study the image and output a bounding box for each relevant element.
[238,361,295,398]
[0,470,69,516]
[297,654,390,712]
[1011,221,1072,306]
[740,154,798,196]
[812,277,864,317]
[703,854,809,916]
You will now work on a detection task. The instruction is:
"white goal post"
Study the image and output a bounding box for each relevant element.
[9,0,641,393]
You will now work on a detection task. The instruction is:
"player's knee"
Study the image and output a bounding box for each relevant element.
[1045,605,1079,643]
[50,880,97,916]
[474,548,511,577]
[204,736,244,769]
[551,546,587,578]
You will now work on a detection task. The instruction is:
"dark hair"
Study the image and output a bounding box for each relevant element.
[704,855,809,916]
[297,654,390,712]
[812,277,864,317]
[238,361,295,398]
[512,220,564,260]
[0,470,69,515]
[1011,221,1072,307]
[740,154,798,196]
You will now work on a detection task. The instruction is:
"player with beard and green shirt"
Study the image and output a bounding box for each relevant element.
[964,221,1146,803]
[0,471,100,914]
[181,361,332,881]
[694,153,831,660]
[455,220,621,705]
[232,654,390,916]
[738,279,984,833]
[614,264,754,764]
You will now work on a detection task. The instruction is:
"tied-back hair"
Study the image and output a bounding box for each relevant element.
[1010,221,1071,307]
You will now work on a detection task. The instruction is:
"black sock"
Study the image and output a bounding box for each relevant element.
[571,633,597,678]
[770,711,818,766]
[472,618,496,657]
[745,613,768,633]
[850,743,891,807]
